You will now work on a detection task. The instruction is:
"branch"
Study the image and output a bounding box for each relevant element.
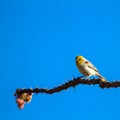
[14,77,120,109]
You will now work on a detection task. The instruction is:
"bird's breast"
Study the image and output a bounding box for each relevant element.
[78,65,96,76]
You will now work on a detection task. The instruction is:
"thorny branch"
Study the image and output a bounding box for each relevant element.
[14,77,120,109]
[15,77,120,96]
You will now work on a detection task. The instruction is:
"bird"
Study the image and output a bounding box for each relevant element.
[75,55,107,82]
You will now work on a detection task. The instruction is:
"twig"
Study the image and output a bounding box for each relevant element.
[14,77,120,109]
[14,77,120,97]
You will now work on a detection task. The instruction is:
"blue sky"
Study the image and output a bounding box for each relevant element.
[1,0,120,119]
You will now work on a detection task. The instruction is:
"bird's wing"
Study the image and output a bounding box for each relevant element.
[85,60,99,72]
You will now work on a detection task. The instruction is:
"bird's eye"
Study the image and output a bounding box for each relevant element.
[78,59,81,61]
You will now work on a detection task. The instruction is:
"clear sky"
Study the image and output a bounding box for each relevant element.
[1,0,120,120]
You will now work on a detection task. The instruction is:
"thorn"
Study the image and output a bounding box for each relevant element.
[72,74,76,80]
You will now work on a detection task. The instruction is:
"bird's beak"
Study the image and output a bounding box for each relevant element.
[75,56,78,62]
[76,59,78,62]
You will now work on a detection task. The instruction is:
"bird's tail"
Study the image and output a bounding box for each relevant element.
[97,74,108,83]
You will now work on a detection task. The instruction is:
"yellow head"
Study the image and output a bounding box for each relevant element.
[75,56,85,65]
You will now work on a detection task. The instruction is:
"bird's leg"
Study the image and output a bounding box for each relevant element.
[85,75,91,80]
